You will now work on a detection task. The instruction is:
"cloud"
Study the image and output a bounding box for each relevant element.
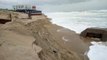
[34,0,89,5]
[0,0,107,12]
[0,0,89,6]
[39,0,107,12]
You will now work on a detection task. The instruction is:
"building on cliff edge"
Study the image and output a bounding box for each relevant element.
[13,5,42,15]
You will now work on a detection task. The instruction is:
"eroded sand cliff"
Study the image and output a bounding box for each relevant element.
[0,11,89,60]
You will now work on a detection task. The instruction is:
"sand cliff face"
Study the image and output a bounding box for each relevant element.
[0,11,89,60]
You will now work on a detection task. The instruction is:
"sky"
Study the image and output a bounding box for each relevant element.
[0,0,107,12]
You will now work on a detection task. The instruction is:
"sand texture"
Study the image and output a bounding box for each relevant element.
[0,11,89,60]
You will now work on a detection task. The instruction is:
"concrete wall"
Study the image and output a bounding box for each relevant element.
[80,28,107,41]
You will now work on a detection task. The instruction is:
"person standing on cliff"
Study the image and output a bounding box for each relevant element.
[28,11,32,19]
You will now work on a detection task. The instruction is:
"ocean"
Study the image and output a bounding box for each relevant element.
[46,10,107,60]
[46,10,107,33]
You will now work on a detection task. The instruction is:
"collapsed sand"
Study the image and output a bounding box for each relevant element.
[0,11,89,60]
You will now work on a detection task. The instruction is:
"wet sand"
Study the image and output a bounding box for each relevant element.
[46,24,89,53]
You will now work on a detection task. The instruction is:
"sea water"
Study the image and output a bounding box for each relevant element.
[46,10,107,60]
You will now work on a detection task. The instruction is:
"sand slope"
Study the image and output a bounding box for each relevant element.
[0,11,89,60]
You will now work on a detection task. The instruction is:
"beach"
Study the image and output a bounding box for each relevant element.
[0,11,89,60]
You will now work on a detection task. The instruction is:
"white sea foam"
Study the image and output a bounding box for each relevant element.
[88,41,107,60]
[46,10,107,60]
[46,10,107,33]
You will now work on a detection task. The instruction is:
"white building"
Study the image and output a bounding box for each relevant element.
[13,5,33,10]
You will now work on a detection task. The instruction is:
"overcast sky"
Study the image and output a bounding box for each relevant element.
[0,0,107,12]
